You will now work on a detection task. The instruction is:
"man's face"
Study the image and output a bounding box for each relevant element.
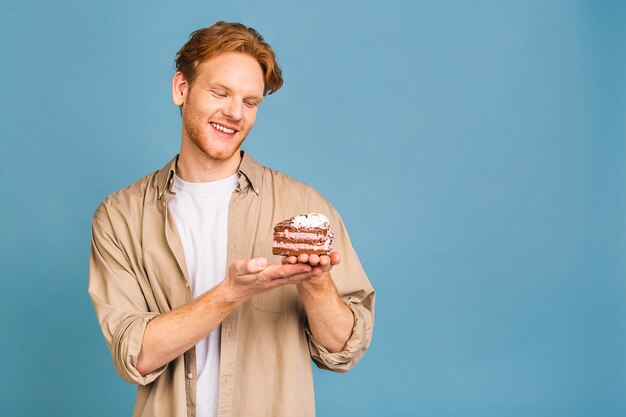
[178,52,265,162]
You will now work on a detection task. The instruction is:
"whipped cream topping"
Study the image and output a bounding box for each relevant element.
[291,213,329,228]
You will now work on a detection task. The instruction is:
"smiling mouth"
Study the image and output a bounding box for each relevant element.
[210,122,237,134]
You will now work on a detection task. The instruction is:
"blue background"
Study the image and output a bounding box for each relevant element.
[1,1,624,416]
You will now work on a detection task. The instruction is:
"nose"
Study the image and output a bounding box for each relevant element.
[222,98,243,121]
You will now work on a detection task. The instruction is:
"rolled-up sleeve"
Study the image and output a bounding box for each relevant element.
[305,186,376,372]
[89,207,166,385]
[307,300,374,372]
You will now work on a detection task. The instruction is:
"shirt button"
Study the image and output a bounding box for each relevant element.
[187,372,194,379]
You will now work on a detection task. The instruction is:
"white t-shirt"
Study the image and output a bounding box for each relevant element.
[168,172,239,417]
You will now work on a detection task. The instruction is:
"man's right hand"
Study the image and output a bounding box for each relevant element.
[221,257,322,304]
[137,257,321,376]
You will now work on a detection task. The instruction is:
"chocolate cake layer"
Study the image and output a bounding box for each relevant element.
[272,213,334,256]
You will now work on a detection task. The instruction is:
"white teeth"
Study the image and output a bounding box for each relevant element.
[211,122,235,134]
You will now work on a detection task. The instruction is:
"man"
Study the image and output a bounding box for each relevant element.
[89,21,375,417]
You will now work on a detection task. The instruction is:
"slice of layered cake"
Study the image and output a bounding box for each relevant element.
[272,213,334,256]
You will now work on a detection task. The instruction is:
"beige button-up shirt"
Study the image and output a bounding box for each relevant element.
[89,152,375,417]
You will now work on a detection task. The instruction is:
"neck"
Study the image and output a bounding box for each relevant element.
[177,140,242,183]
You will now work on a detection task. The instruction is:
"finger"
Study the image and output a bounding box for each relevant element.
[307,254,320,266]
[266,276,291,288]
[268,269,317,288]
[318,256,331,272]
[263,263,312,281]
[232,257,267,276]
[247,257,268,273]
[282,256,298,265]
[330,252,341,265]
[297,253,309,264]
[288,269,322,284]
[311,267,324,276]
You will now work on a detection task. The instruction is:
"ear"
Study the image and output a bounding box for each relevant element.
[172,71,188,106]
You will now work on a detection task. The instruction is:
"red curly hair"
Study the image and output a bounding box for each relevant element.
[175,21,283,96]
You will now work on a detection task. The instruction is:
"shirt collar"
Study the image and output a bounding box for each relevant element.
[156,155,177,199]
[156,151,263,199]
[237,151,263,195]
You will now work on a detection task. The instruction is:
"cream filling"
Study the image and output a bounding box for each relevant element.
[275,231,326,240]
[272,241,333,251]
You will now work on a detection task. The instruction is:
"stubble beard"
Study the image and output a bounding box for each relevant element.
[183,109,247,162]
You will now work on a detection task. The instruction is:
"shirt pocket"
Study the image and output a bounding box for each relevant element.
[250,285,300,314]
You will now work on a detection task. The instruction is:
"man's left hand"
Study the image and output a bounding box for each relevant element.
[281,252,341,283]
[283,251,352,352]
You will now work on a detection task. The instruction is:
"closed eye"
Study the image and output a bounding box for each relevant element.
[211,90,227,98]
